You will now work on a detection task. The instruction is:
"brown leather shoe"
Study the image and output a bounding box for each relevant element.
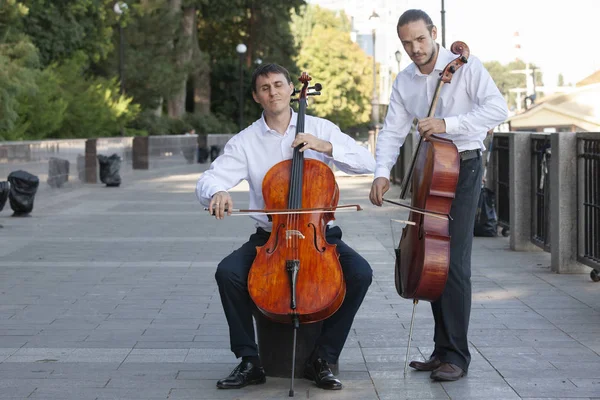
[430,363,466,381]
[409,356,441,371]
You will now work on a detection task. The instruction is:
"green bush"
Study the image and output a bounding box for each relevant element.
[127,110,171,136]
[0,38,40,139]
[165,117,193,135]
[183,112,237,134]
[55,52,140,138]
[13,67,68,140]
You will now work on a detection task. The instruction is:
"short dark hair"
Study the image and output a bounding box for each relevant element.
[397,9,434,34]
[251,63,292,93]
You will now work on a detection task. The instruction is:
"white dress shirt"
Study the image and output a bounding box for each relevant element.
[196,109,375,230]
[375,45,509,179]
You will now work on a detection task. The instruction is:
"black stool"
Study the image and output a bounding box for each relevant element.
[253,311,339,378]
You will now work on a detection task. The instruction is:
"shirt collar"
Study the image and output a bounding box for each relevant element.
[412,45,455,78]
[259,108,298,135]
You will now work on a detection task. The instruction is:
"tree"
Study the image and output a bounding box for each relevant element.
[20,0,114,66]
[557,73,564,86]
[165,0,210,118]
[290,3,351,48]
[197,0,305,125]
[293,6,373,131]
[484,59,543,111]
[0,0,40,138]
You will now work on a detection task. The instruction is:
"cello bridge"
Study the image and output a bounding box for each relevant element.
[286,230,305,240]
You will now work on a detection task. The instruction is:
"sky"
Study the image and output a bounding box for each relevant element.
[308,0,600,87]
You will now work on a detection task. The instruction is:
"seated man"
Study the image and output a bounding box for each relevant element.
[195,63,375,391]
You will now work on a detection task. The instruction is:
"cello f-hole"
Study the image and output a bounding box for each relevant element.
[266,223,285,254]
[307,223,326,252]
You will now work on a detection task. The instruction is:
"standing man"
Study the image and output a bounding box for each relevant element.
[196,63,375,391]
[369,9,508,381]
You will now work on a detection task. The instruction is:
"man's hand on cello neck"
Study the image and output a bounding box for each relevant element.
[292,133,333,156]
[417,117,446,139]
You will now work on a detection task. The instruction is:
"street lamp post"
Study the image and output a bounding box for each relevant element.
[395,50,402,73]
[236,43,247,131]
[441,0,446,48]
[369,10,380,130]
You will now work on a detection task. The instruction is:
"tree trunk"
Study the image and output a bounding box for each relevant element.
[166,0,190,119]
[192,6,210,115]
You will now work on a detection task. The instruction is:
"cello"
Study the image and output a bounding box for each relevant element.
[247,72,347,396]
[383,41,469,376]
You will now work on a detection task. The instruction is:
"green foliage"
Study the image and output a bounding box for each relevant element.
[291,4,351,48]
[128,110,171,136]
[113,1,187,110]
[21,0,114,66]
[198,0,304,126]
[54,53,139,138]
[198,0,304,65]
[128,110,236,137]
[183,112,237,134]
[12,67,68,140]
[293,7,373,131]
[209,58,264,130]
[484,59,544,111]
[0,0,29,42]
[0,1,39,139]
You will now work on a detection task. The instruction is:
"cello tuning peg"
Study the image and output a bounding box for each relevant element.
[307,91,321,96]
[308,83,323,91]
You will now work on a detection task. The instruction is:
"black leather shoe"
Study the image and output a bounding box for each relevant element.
[216,360,266,389]
[409,355,441,371]
[304,357,342,390]
[430,362,466,381]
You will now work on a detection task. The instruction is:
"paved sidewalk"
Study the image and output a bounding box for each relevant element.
[0,164,598,400]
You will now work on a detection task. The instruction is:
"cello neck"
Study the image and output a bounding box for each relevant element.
[289,96,306,210]
[289,73,311,210]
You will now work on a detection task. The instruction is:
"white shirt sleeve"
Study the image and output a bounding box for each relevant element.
[195,137,248,207]
[443,56,509,135]
[374,80,414,179]
[320,119,375,174]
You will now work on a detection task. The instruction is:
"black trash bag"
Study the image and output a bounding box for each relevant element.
[197,147,209,163]
[210,145,220,162]
[474,187,497,237]
[97,154,122,187]
[0,181,9,212]
[47,157,70,188]
[7,170,39,216]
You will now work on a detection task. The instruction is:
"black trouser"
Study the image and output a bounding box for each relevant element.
[430,154,483,372]
[215,225,372,364]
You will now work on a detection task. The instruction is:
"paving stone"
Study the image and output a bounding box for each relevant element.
[0,166,597,399]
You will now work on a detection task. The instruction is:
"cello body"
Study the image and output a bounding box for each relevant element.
[248,159,345,324]
[396,136,459,302]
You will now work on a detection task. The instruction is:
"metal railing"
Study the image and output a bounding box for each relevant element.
[531,134,551,252]
[577,134,600,270]
[491,135,510,234]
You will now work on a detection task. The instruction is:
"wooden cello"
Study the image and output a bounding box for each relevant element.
[384,41,469,376]
[247,72,346,396]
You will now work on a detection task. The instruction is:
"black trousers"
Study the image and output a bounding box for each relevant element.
[215,225,372,364]
[430,154,483,371]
